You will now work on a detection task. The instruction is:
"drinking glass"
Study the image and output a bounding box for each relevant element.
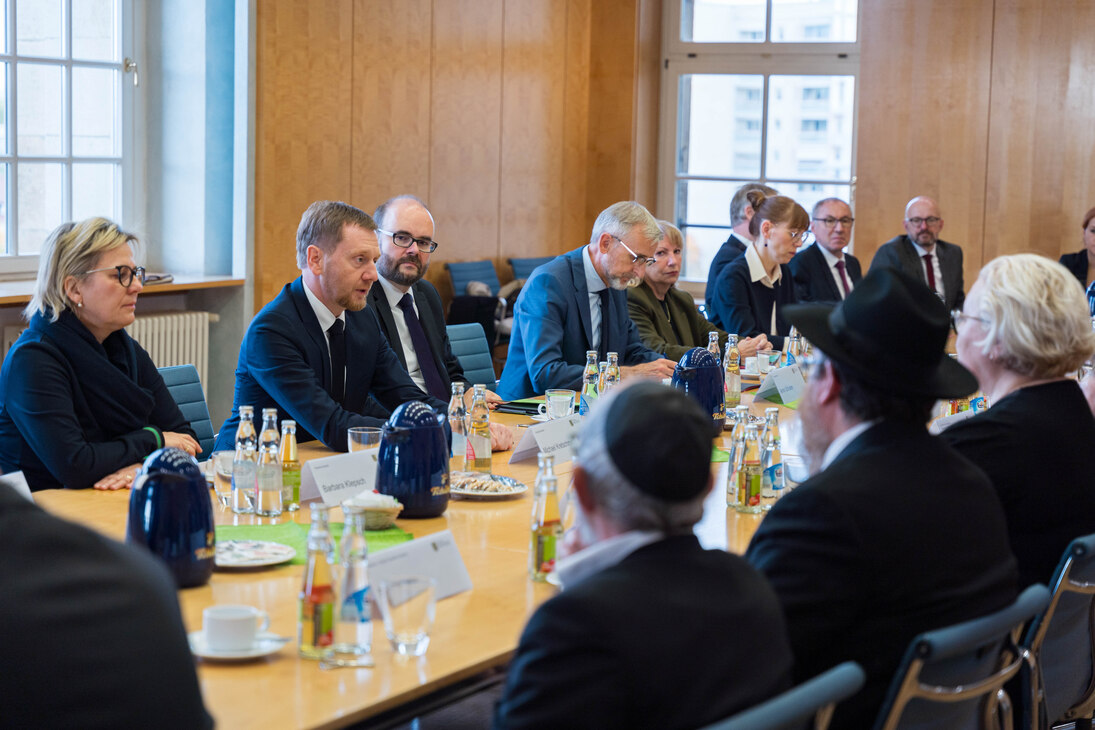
[207,450,234,506]
[347,427,383,453]
[537,389,575,420]
[377,576,436,657]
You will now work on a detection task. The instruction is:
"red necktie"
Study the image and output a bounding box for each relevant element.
[834,260,851,298]
[922,254,937,293]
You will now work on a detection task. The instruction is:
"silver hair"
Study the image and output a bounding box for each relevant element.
[575,390,707,534]
[811,197,851,218]
[589,201,663,247]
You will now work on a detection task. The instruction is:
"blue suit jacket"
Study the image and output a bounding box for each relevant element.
[214,278,447,452]
[497,247,660,400]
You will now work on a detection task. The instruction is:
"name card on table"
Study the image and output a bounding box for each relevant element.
[509,413,582,464]
[754,363,806,408]
[299,450,378,506]
[928,408,978,435]
[369,529,472,600]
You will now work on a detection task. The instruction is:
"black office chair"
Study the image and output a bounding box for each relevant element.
[158,364,216,456]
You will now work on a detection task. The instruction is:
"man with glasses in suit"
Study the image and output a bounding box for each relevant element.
[789,197,862,303]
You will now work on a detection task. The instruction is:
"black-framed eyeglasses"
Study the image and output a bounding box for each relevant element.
[950,309,989,333]
[906,216,942,226]
[611,235,656,267]
[812,216,855,228]
[377,228,439,253]
[83,265,147,287]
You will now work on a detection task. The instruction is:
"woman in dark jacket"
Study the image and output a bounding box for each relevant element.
[1058,206,1095,303]
[0,218,199,491]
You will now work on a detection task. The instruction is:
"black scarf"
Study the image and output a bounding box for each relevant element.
[28,310,156,439]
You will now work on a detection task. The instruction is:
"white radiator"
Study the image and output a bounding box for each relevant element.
[2,311,217,389]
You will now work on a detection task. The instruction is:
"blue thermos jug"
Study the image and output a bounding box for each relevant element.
[671,347,726,437]
[376,401,451,518]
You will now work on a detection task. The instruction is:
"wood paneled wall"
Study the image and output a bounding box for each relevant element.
[253,0,662,310]
[855,0,1095,287]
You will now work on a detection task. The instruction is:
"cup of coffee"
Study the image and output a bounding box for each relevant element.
[537,389,576,420]
[203,605,270,652]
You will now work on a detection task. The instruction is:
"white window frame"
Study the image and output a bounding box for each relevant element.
[0,0,135,276]
[657,0,861,286]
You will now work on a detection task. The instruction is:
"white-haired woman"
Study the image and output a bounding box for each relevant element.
[943,253,1095,588]
[0,218,199,491]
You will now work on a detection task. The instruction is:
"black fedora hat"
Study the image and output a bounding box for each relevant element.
[783,268,977,398]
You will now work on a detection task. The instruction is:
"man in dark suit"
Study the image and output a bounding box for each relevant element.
[0,484,212,728]
[704,182,778,307]
[369,195,511,449]
[868,195,965,310]
[495,382,793,729]
[789,197,862,302]
[214,200,447,452]
[745,268,1018,730]
[497,201,675,400]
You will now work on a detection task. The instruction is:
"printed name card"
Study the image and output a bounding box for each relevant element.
[368,529,472,600]
[299,450,378,506]
[928,408,978,435]
[509,413,582,464]
[754,363,806,408]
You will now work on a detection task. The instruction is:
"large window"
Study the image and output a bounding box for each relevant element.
[659,0,860,281]
[0,0,132,272]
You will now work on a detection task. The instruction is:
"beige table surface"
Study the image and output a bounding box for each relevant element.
[33,395,792,729]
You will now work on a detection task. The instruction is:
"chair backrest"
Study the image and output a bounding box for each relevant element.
[158,364,216,457]
[700,662,866,730]
[1021,533,1095,729]
[508,256,554,281]
[446,260,500,297]
[446,323,496,389]
[874,583,1052,730]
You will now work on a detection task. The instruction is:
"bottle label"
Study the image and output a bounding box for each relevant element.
[340,587,370,624]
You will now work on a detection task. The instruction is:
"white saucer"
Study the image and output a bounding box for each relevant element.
[530,413,550,422]
[188,630,289,661]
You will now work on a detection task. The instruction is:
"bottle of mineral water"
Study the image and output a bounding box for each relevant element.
[724,334,742,415]
[734,424,764,514]
[231,405,257,514]
[333,504,371,658]
[579,350,599,415]
[726,415,747,507]
[280,420,301,511]
[448,382,467,471]
[707,331,722,365]
[604,352,621,392]
[255,408,283,517]
[467,384,492,473]
[760,407,784,505]
[529,454,562,582]
[786,326,802,366]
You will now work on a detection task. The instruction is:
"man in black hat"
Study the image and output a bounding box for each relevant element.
[745,268,1018,730]
[495,382,793,730]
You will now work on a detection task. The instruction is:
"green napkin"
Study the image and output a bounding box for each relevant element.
[216,522,413,565]
[712,446,730,463]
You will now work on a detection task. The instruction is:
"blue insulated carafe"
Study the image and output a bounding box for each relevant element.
[126,448,216,588]
[671,347,726,437]
[376,402,450,518]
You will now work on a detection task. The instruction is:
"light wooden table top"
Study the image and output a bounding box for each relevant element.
[33,397,790,729]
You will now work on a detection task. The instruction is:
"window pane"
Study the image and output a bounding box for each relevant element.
[18,163,63,255]
[682,0,766,43]
[765,75,854,181]
[765,181,851,220]
[73,67,118,156]
[73,163,117,221]
[72,0,118,61]
[0,165,7,253]
[772,0,857,43]
[675,179,745,279]
[17,0,64,58]
[0,63,7,155]
[18,64,64,155]
[678,74,763,178]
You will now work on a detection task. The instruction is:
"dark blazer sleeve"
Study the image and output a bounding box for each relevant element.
[135,342,196,442]
[867,239,906,276]
[940,241,965,311]
[713,259,766,344]
[1,341,162,488]
[1059,251,1089,286]
[846,253,863,283]
[510,269,586,393]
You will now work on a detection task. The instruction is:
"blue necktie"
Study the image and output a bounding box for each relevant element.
[397,293,448,400]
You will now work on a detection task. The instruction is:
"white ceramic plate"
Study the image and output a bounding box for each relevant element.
[449,472,529,501]
[215,540,296,569]
[188,631,289,662]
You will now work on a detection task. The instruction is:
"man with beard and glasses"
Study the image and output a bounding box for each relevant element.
[497,201,676,400]
[214,200,448,452]
[367,195,512,450]
[744,268,1017,729]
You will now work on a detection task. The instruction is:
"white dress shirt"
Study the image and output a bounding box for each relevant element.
[375,275,427,392]
[554,529,662,590]
[743,242,780,335]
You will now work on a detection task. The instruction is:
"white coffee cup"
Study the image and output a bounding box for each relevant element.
[203,604,270,652]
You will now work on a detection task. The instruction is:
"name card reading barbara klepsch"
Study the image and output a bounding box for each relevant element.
[299,449,378,506]
[368,529,472,600]
[754,363,806,409]
[509,413,582,464]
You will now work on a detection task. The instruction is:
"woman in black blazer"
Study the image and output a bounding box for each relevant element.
[1058,205,1095,298]
[0,218,198,491]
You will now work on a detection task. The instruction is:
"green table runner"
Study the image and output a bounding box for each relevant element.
[216,522,413,565]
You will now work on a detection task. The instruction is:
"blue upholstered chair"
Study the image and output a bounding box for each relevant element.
[507,256,554,281]
[158,364,216,456]
[1021,533,1095,730]
[700,661,865,730]
[446,260,500,297]
[873,583,1051,730]
[446,323,497,389]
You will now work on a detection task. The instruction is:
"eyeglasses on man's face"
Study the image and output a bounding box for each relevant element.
[83,264,147,287]
[377,229,439,253]
[812,216,855,229]
[906,216,942,227]
[611,235,657,267]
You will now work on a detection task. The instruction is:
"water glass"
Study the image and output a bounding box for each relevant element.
[205,451,235,506]
[230,460,256,514]
[537,389,575,420]
[348,427,383,453]
[377,576,436,657]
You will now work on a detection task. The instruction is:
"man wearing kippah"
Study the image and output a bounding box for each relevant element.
[495,383,792,729]
[745,268,1018,729]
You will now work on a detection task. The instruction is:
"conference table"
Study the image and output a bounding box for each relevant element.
[33,395,789,729]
